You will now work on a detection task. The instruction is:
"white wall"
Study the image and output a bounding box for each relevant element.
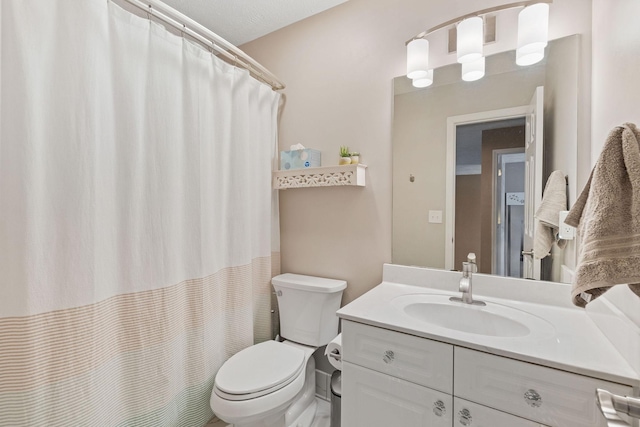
[591,0,640,327]
[242,0,592,305]
[544,35,581,280]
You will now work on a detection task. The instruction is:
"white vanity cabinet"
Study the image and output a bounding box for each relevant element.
[454,347,634,427]
[342,362,453,426]
[341,320,635,427]
[341,320,454,426]
[453,397,548,426]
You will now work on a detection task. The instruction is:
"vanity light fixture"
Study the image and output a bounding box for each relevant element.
[412,69,434,88]
[456,17,484,64]
[461,57,485,82]
[406,38,430,79]
[406,0,552,85]
[516,3,550,65]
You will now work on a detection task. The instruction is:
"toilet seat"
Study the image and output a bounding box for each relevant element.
[214,341,305,401]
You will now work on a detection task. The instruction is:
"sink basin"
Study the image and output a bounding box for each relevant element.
[391,294,555,338]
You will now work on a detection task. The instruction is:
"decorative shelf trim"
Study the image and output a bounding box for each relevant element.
[273,164,367,189]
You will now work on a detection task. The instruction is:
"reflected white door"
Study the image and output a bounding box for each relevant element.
[523,86,544,280]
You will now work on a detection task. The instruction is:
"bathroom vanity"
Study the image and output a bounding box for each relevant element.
[337,265,640,427]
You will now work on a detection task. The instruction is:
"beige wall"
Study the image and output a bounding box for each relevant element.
[455,175,482,268]
[591,0,640,327]
[241,0,592,304]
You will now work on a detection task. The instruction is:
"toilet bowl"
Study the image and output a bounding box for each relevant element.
[210,274,346,427]
[210,340,317,427]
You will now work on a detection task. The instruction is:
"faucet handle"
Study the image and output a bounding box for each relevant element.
[465,253,478,273]
[462,262,475,274]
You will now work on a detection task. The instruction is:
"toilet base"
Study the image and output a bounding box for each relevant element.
[222,398,328,427]
[287,398,317,427]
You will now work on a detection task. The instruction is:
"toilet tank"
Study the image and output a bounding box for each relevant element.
[272,273,346,347]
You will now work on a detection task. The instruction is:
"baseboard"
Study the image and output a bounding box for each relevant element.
[315,370,331,401]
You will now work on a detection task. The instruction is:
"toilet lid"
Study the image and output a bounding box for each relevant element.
[215,341,305,396]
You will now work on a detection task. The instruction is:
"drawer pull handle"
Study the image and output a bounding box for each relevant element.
[524,389,542,408]
[382,350,395,364]
[458,408,472,426]
[433,400,446,417]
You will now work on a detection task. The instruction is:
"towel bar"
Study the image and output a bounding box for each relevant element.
[596,388,640,426]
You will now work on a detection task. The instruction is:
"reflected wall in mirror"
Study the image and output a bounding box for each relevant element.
[392,35,582,282]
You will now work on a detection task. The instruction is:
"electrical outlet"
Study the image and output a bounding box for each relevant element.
[428,210,443,224]
[558,211,575,239]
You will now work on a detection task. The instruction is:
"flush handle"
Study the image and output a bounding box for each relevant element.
[524,389,542,408]
[382,350,395,364]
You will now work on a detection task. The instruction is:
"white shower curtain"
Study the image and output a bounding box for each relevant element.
[0,1,280,426]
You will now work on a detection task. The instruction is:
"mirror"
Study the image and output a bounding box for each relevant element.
[392,35,581,282]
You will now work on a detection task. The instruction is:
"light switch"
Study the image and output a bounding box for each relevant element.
[428,210,443,224]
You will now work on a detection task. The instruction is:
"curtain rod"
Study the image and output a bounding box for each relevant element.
[117,0,286,91]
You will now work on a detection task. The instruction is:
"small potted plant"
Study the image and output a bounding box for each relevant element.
[350,151,360,165]
[339,146,352,165]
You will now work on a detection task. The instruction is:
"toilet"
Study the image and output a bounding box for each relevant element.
[210,273,346,427]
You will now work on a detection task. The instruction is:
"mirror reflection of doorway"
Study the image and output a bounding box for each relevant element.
[493,149,525,277]
[454,119,526,276]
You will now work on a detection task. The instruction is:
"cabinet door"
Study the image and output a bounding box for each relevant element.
[454,347,634,427]
[342,320,453,393]
[342,361,452,427]
[454,397,548,427]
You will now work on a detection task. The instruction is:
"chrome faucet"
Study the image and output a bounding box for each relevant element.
[450,253,486,306]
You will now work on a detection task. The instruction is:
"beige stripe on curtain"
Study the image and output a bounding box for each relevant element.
[0,0,281,426]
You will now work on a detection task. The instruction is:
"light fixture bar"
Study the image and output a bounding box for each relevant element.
[406,0,553,45]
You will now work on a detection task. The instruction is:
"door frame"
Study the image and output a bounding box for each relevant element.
[492,148,526,276]
[445,106,529,271]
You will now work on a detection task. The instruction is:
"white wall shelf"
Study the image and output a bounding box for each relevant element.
[273,164,367,190]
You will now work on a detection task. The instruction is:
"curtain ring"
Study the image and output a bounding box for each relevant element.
[147,5,151,20]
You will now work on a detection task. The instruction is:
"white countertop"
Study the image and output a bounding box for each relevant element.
[337,268,640,388]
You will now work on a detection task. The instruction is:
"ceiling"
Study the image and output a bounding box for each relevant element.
[161,0,348,47]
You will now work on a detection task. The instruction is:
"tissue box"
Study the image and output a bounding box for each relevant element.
[280,149,321,170]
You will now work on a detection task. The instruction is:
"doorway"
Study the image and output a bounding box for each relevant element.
[493,148,526,277]
[453,119,526,274]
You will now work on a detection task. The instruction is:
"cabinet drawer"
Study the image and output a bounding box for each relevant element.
[454,347,633,427]
[342,361,453,427]
[342,320,453,393]
[454,397,548,426]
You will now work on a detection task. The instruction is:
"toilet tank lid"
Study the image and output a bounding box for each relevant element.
[272,273,346,293]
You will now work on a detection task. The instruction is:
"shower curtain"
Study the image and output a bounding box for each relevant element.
[0,1,280,426]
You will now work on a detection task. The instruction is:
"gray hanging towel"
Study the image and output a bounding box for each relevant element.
[565,123,640,307]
